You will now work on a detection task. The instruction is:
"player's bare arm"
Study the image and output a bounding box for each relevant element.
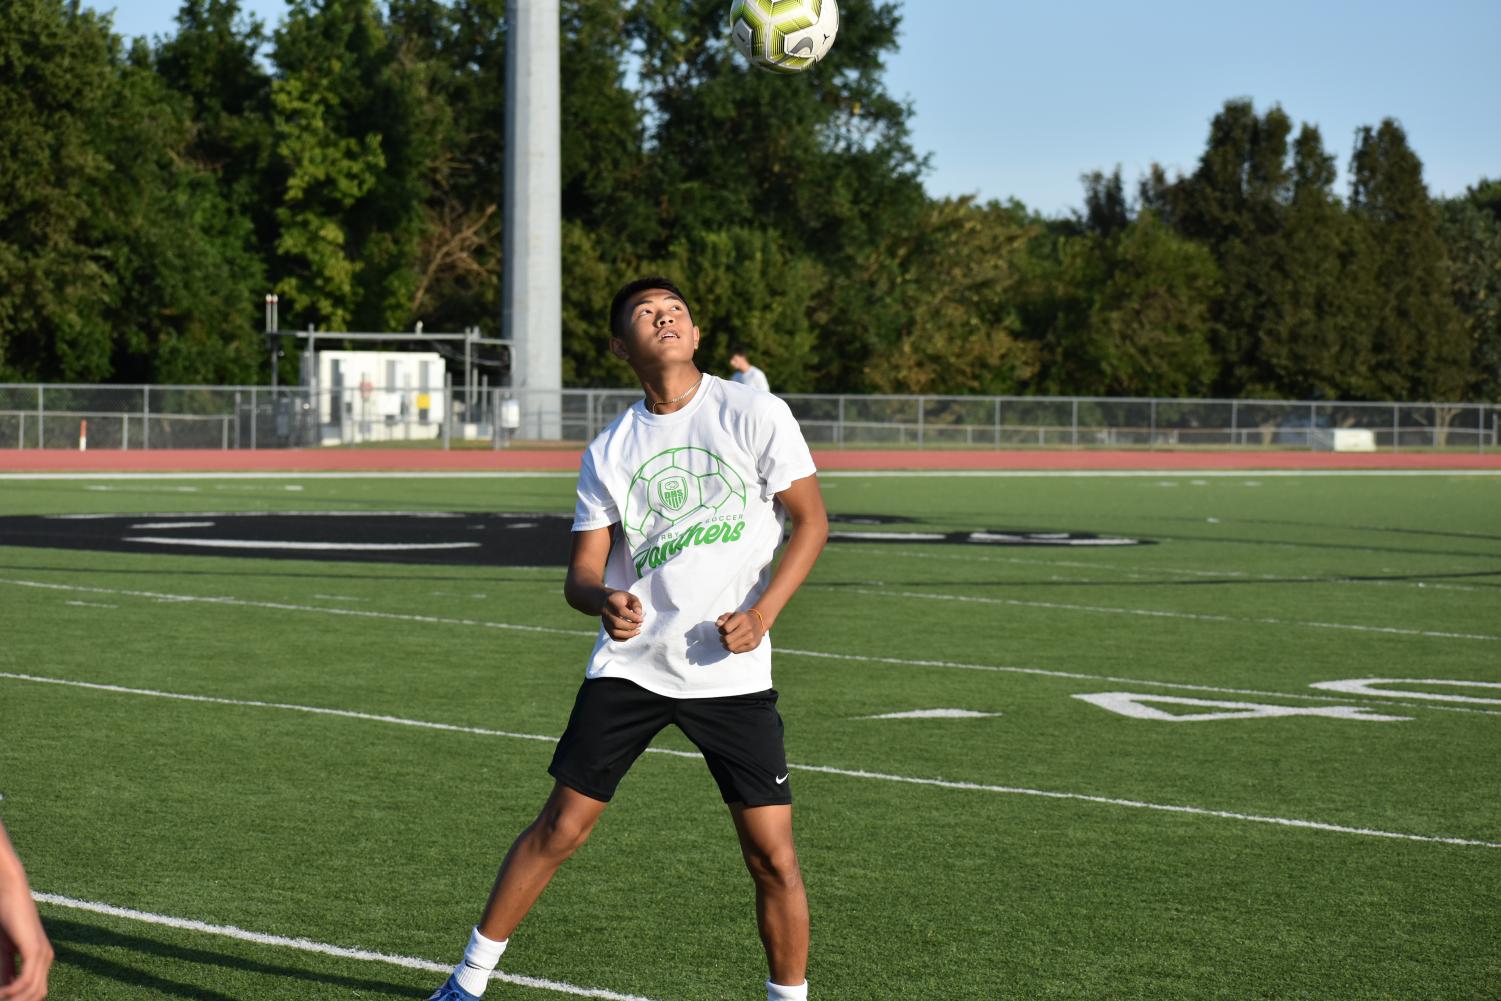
[565,526,642,640]
[717,473,828,653]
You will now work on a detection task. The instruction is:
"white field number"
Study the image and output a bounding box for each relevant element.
[1309,678,1501,705]
[1074,692,1411,723]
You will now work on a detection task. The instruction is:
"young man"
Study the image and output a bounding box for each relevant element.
[728,347,771,394]
[428,277,828,1001]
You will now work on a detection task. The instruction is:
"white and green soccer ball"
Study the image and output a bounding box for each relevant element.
[622,447,748,550]
[728,0,840,75]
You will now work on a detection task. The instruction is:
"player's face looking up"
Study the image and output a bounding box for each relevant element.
[612,289,700,365]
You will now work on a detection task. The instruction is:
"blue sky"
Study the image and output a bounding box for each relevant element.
[95,0,1500,217]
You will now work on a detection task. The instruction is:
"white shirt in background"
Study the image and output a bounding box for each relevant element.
[732,366,770,393]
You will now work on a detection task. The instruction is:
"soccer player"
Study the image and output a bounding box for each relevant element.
[0,820,53,1001]
[428,277,828,1001]
[729,347,771,393]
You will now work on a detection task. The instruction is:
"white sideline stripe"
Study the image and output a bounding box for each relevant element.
[0,672,560,744]
[3,469,1500,481]
[5,576,1499,718]
[31,893,660,1001]
[5,672,1496,849]
[0,578,588,639]
[784,767,1501,848]
[836,585,1501,643]
[773,647,1501,717]
[862,548,1501,594]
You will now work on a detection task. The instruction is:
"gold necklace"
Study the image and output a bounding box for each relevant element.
[648,374,703,413]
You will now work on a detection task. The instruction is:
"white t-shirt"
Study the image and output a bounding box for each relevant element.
[571,374,816,698]
[732,366,770,393]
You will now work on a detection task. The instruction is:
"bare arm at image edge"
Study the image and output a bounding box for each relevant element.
[0,822,52,1001]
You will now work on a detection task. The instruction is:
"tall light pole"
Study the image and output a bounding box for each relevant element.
[503,0,562,440]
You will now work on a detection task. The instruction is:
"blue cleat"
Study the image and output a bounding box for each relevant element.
[426,972,482,1001]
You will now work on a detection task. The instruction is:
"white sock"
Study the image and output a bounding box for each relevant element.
[767,979,808,1001]
[453,926,508,996]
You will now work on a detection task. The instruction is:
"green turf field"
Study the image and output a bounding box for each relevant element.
[1,471,1497,1000]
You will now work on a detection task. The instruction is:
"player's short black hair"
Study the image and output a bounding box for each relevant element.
[610,277,691,340]
[728,345,750,359]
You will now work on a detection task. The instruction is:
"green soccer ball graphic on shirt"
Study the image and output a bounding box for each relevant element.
[622,447,748,551]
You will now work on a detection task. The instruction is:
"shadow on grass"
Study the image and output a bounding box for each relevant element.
[48,918,415,998]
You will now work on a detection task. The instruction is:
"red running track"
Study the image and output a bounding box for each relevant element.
[3,448,1499,473]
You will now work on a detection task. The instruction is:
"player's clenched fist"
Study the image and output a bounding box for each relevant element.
[715,609,766,654]
[601,589,644,640]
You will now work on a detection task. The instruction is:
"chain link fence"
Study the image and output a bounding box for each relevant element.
[2,384,1497,452]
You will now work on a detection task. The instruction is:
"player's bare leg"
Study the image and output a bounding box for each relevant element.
[478,782,608,940]
[731,803,809,990]
[430,783,608,999]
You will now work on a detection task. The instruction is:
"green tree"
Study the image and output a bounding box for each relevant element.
[1019,208,1218,398]
[103,41,268,383]
[1438,179,1501,400]
[153,0,275,219]
[271,0,434,332]
[859,197,1037,395]
[1145,99,1297,395]
[0,0,120,380]
[1249,125,1377,400]
[0,0,263,383]
[1349,120,1470,401]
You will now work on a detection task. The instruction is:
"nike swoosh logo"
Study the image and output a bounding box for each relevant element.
[775,773,789,784]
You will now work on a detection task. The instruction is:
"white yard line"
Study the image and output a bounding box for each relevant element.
[1,577,589,639]
[4,672,1495,848]
[4,576,1498,718]
[857,547,1501,595]
[832,584,1501,643]
[31,893,660,1001]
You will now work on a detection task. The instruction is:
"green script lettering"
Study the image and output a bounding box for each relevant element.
[631,518,748,577]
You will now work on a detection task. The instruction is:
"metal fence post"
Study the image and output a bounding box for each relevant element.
[1230,399,1238,446]
[1392,405,1399,451]
[36,384,43,448]
[1071,399,1078,447]
[250,387,257,449]
[442,372,452,451]
[143,385,151,449]
[916,397,925,448]
[837,395,846,448]
[994,397,1001,449]
[1149,399,1157,448]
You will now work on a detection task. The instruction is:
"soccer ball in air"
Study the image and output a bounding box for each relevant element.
[622,447,748,552]
[728,0,840,75]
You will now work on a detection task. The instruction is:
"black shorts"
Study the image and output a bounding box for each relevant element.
[548,678,791,807]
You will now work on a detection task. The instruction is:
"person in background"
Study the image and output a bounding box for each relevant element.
[729,347,771,393]
[0,820,52,1001]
